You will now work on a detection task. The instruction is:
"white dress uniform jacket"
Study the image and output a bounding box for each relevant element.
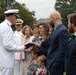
[13,30,25,60]
[0,19,25,68]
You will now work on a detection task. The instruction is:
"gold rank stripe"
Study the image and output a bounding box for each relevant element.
[7,23,11,27]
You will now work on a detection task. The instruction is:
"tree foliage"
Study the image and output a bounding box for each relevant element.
[12,2,35,26]
[0,0,15,22]
[55,0,76,26]
[0,0,35,27]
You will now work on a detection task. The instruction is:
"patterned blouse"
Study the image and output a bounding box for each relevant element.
[27,59,38,75]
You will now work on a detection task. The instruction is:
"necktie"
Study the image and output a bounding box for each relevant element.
[51,29,54,35]
[71,35,75,40]
[69,35,75,44]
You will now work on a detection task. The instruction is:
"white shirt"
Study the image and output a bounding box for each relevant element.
[13,30,22,45]
[0,19,25,68]
[74,32,76,36]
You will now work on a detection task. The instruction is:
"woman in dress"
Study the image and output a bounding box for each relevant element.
[21,25,34,75]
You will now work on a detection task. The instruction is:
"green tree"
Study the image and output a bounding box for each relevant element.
[12,2,34,26]
[0,0,35,27]
[0,0,15,22]
[55,0,76,26]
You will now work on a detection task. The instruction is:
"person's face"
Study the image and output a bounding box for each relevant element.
[37,57,44,68]
[33,30,39,38]
[15,24,22,31]
[31,51,37,59]
[49,16,54,28]
[39,25,45,35]
[11,15,17,24]
[33,32,39,38]
[68,19,74,33]
[24,27,31,36]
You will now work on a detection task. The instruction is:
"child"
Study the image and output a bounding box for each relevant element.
[32,28,42,44]
[27,47,40,75]
[36,55,47,75]
[30,28,42,48]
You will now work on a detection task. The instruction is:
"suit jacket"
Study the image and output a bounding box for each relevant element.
[47,24,69,75]
[66,35,76,75]
[0,19,25,68]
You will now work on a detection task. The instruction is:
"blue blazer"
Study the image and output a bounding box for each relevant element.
[66,36,76,75]
[47,24,69,75]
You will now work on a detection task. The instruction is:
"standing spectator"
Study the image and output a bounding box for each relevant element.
[38,23,51,56]
[66,13,76,75]
[27,47,40,75]
[0,9,25,75]
[35,55,47,75]
[13,19,25,75]
[67,14,75,39]
[47,10,69,75]
[22,25,34,75]
[30,23,51,56]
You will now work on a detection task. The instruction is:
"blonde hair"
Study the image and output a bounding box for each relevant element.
[22,25,33,35]
[38,55,46,64]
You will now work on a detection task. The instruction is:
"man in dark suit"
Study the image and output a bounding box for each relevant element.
[47,10,69,75]
[66,13,76,75]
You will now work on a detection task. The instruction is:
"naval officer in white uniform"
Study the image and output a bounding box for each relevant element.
[13,19,25,75]
[0,9,25,75]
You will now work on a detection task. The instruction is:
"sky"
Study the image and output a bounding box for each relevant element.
[16,0,56,19]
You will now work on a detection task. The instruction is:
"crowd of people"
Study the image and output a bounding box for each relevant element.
[0,9,76,75]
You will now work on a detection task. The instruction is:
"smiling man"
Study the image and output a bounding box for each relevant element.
[0,9,25,75]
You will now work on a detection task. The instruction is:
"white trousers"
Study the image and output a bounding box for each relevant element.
[14,60,23,75]
[0,67,13,75]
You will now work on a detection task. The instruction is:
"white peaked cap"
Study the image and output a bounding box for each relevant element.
[15,19,24,24]
[4,9,19,14]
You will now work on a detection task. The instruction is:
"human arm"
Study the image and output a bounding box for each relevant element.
[30,42,40,48]
[56,30,69,61]
[19,51,24,60]
[3,27,25,51]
